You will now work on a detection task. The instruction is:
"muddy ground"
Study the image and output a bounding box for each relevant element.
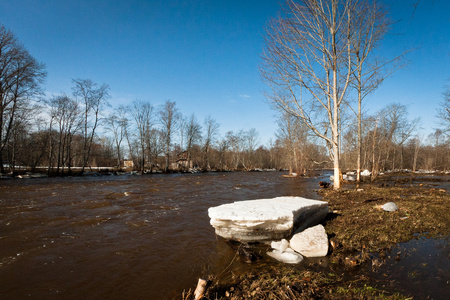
[183,173,450,299]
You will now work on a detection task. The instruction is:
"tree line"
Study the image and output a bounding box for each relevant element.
[1,2,449,179]
[260,0,449,188]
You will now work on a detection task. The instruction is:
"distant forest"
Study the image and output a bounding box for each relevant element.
[1,23,449,178]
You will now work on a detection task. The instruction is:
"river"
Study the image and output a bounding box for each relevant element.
[0,171,326,299]
[1,171,448,299]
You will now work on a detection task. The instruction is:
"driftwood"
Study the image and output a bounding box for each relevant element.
[193,278,211,300]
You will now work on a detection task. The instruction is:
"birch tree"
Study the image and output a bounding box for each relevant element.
[261,0,356,188]
[349,0,405,181]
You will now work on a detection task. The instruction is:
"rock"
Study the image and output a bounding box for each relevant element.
[290,224,328,257]
[271,239,290,252]
[208,197,329,242]
[319,181,330,188]
[267,248,303,264]
[382,202,398,212]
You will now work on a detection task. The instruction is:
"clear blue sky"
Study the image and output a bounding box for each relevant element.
[1,0,449,145]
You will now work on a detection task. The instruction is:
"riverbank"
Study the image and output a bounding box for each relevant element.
[185,174,449,299]
[0,167,282,179]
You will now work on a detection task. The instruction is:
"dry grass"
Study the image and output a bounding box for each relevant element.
[322,185,449,258]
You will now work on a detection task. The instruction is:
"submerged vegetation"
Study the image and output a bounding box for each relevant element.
[183,174,450,299]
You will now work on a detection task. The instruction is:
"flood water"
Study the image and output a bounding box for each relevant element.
[0,171,325,299]
[0,171,448,299]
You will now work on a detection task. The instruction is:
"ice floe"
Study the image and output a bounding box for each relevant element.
[208,196,329,242]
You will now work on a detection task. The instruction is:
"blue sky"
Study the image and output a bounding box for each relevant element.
[1,0,449,145]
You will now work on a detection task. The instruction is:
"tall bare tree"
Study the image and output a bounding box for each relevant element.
[243,128,260,170]
[159,100,179,172]
[202,115,220,171]
[48,94,80,175]
[276,112,311,175]
[261,0,357,189]
[349,0,406,181]
[105,105,128,169]
[130,100,154,172]
[185,113,202,169]
[72,78,109,173]
[0,24,46,172]
[437,84,450,135]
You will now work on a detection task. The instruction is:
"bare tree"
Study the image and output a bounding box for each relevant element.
[47,94,80,175]
[185,113,202,169]
[348,0,403,181]
[225,131,244,170]
[72,78,109,173]
[105,105,128,169]
[147,128,164,172]
[242,128,260,170]
[437,84,450,135]
[159,100,179,172]
[276,112,311,175]
[261,0,357,189]
[410,135,420,172]
[178,115,188,152]
[130,100,154,172]
[202,115,220,171]
[0,24,46,172]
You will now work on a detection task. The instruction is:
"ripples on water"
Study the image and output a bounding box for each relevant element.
[0,171,326,299]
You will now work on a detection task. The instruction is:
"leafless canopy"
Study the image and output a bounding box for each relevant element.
[261,0,359,188]
[0,24,46,171]
[262,0,356,140]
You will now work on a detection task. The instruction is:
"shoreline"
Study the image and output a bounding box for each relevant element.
[183,174,450,299]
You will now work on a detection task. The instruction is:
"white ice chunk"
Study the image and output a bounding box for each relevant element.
[208,196,329,242]
[290,224,328,257]
[267,248,303,264]
[361,169,371,176]
[271,239,290,252]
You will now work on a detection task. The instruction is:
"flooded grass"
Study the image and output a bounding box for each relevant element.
[323,184,449,258]
[188,175,449,299]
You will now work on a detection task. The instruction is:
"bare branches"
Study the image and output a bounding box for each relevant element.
[72,78,110,173]
[0,24,46,172]
[261,0,361,188]
[159,100,180,172]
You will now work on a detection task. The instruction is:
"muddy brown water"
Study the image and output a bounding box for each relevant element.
[0,171,325,299]
[0,171,448,299]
